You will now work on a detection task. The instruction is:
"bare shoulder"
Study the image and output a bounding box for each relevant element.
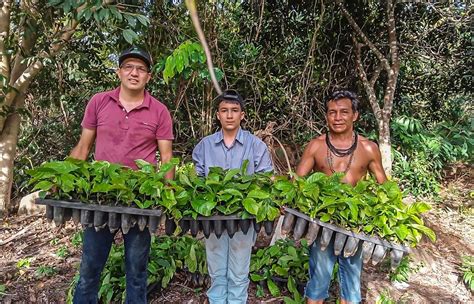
[358,135,381,157]
[304,134,326,153]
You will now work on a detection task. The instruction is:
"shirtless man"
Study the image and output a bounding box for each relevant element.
[296,90,387,304]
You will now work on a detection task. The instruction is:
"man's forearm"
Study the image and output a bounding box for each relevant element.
[70,145,89,160]
[161,153,175,180]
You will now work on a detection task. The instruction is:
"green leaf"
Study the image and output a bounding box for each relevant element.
[92,183,113,193]
[287,246,297,258]
[306,172,327,184]
[191,196,217,216]
[394,224,409,241]
[178,173,193,188]
[409,224,436,242]
[223,168,241,183]
[136,15,149,26]
[319,213,331,222]
[186,244,198,273]
[412,202,431,214]
[242,198,259,215]
[274,180,294,192]
[248,189,270,200]
[221,188,243,198]
[42,161,79,174]
[267,278,280,297]
[33,180,54,191]
[135,159,155,172]
[250,273,265,281]
[122,29,137,44]
[124,14,137,27]
[273,266,288,277]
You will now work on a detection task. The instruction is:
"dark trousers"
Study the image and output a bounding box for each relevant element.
[73,226,150,304]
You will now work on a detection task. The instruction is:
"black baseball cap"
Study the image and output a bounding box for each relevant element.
[119,46,152,70]
[216,89,245,110]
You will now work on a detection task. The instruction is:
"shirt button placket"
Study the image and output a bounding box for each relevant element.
[226,147,230,168]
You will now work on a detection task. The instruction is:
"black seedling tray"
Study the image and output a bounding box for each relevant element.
[282,207,410,267]
[164,214,275,239]
[35,198,162,234]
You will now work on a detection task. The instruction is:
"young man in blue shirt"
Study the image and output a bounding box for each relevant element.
[192,90,273,303]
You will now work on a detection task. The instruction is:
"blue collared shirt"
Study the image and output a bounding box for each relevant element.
[192,128,274,176]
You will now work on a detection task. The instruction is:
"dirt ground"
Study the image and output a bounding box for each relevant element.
[1,165,472,303]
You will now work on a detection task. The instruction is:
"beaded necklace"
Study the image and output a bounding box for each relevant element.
[326,131,357,174]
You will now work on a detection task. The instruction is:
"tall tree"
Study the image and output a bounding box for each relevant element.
[336,0,400,175]
[0,0,148,215]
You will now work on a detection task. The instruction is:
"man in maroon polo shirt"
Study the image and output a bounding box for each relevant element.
[69,46,174,304]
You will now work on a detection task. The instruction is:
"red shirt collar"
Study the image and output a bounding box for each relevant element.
[108,87,151,109]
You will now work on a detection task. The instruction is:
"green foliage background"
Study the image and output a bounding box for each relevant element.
[13,1,472,200]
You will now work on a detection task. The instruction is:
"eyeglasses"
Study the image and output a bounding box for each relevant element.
[120,64,150,74]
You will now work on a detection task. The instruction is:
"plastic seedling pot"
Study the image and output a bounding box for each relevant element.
[239,219,251,234]
[148,216,160,234]
[121,213,132,234]
[80,209,93,227]
[371,244,387,265]
[333,232,347,256]
[343,236,360,258]
[305,222,320,245]
[390,249,404,268]
[362,241,376,264]
[201,220,211,238]
[213,220,223,239]
[64,208,72,221]
[53,207,65,226]
[264,220,274,236]
[226,220,238,238]
[137,215,147,231]
[319,227,334,251]
[165,217,176,236]
[293,217,308,241]
[72,209,81,224]
[45,205,54,220]
[282,213,296,233]
[190,220,200,237]
[108,212,121,233]
[93,211,107,228]
[253,221,262,234]
[179,219,190,235]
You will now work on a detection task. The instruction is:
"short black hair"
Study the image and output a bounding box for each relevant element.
[324,90,359,113]
[216,89,245,111]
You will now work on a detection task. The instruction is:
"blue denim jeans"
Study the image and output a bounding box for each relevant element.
[305,236,363,303]
[205,225,256,304]
[73,226,151,304]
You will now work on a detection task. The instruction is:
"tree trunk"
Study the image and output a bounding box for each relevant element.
[378,121,392,176]
[0,112,21,216]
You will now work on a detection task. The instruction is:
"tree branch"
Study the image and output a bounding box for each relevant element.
[387,0,399,68]
[185,0,222,95]
[254,0,265,42]
[370,61,383,88]
[299,0,325,89]
[382,0,399,123]
[336,0,391,72]
[0,14,79,132]
[353,37,382,123]
[0,0,12,85]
